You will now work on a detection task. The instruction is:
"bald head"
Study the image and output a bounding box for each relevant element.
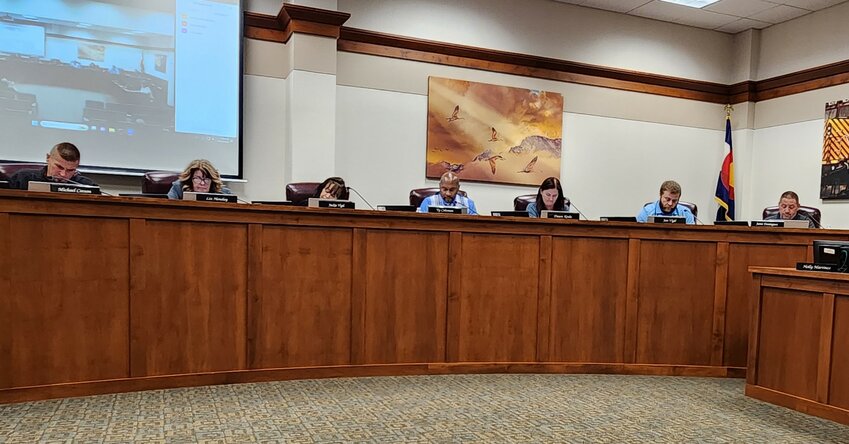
[439,172,461,203]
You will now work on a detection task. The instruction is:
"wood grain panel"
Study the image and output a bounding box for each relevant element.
[131,221,247,377]
[456,234,539,362]
[829,295,849,409]
[361,230,449,364]
[755,288,821,400]
[0,214,9,387]
[549,237,628,363]
[252,226,352,368]
[636,240,716,365]
[2,215,129,388]
[725,244,808,367]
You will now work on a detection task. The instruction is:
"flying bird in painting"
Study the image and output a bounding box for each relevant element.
[446,105,463,122]
[438,160,465,173]
[488,127,499,142]
[518,156,538,173]
[487,155,504,175]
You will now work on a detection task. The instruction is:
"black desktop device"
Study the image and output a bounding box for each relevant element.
[809,240,849,272]
[491,210,530,217]
[600,216,638,222]
[378,205,417,212]
[0,180,9,189]
[714,220,749,226]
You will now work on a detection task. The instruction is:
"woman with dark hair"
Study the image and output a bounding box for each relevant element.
[527,176,567,217]
[314,177,349,200]
[167,159,231,199]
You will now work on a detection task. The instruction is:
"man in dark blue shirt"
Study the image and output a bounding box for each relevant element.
[8,142,97,190]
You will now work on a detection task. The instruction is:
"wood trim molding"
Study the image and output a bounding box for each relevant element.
[243,4,350,44]
[244,7,849,104]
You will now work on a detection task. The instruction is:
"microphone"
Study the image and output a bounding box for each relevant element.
[347,186,375,210]
[47,175,112,196]
[565,197,589,220]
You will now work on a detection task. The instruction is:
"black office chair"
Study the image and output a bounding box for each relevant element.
[762,206,821,227]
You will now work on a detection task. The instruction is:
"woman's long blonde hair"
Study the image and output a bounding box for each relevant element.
[178,159,224,193]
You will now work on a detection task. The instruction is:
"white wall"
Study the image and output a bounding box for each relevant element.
[339,0,734,84]
[757,1,849,80]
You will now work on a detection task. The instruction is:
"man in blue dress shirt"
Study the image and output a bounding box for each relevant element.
[418,172,479,215]
[637,180,695,224]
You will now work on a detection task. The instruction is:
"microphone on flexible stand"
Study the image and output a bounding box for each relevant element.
[47,175,112,196]
[565,197,590,220]
[347,186,375,210]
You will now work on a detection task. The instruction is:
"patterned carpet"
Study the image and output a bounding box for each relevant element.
[1,374,848,443]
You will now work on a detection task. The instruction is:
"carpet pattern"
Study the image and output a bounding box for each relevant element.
[1,374,848,443]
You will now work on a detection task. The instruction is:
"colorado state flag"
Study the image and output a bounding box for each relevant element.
[715,115,735,221]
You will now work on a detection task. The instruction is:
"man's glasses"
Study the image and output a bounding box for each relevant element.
[192,176,211,184]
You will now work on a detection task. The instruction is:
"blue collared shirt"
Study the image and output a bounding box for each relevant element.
[637,200,695,224]
[418,193,478,215]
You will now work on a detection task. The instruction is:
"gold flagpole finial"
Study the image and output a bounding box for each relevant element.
[724,104,733,118]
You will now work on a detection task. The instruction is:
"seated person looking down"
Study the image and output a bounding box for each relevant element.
[527,176,567,217]
[417,172,478,215]
[8,142,98,190]
[637,180,695,224]
[314,177,349,200]
[765,191,816,228]
[167,159,232,200]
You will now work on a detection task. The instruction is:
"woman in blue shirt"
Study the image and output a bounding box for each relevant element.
[527,177,568,217]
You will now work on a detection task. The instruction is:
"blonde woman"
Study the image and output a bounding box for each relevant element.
[167,159,231,199]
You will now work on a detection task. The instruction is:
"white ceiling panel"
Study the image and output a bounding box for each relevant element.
[748,4,810,23]
[551,0,849,33]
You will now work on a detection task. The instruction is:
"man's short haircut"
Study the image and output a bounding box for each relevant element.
[51,142,81,162]
[659,180,681,196]
[780,190,800,204]
[440,172,460,185]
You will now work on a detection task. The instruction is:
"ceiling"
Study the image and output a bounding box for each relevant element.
[552,0,848,33]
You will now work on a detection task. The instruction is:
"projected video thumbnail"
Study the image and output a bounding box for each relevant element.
[0,0,239,141]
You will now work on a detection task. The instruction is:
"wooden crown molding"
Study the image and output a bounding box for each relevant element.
[244,9,849,104]
[244,4,350,44]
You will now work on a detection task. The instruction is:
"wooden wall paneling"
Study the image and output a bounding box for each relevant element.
[711,242,730,366]
[455,233,540,362]
[725,244,809,367]
[635,240,717,365]
[131,221,248,377]
[247,224,263,368]
[623,239,641,363]
[128,219,146,378]
[817,293,835,404]
[0,214,10,387]
[360,230,449,364]
[549,237,629,363]
[746,274,763,385]
[5,215,130,387]
[252,226,352,368]
[829,295,849,409]
[755,288,821,399]
[350,228,367,365]
[536,236,552,362]
[446,231,462,362]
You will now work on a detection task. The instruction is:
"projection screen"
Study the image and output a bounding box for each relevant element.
[0,0,242,176]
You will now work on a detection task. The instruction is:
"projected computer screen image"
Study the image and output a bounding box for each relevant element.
[0,0,242,176]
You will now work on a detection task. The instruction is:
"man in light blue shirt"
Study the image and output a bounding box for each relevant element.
[418,172,479,215]
[637,180,695,224]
